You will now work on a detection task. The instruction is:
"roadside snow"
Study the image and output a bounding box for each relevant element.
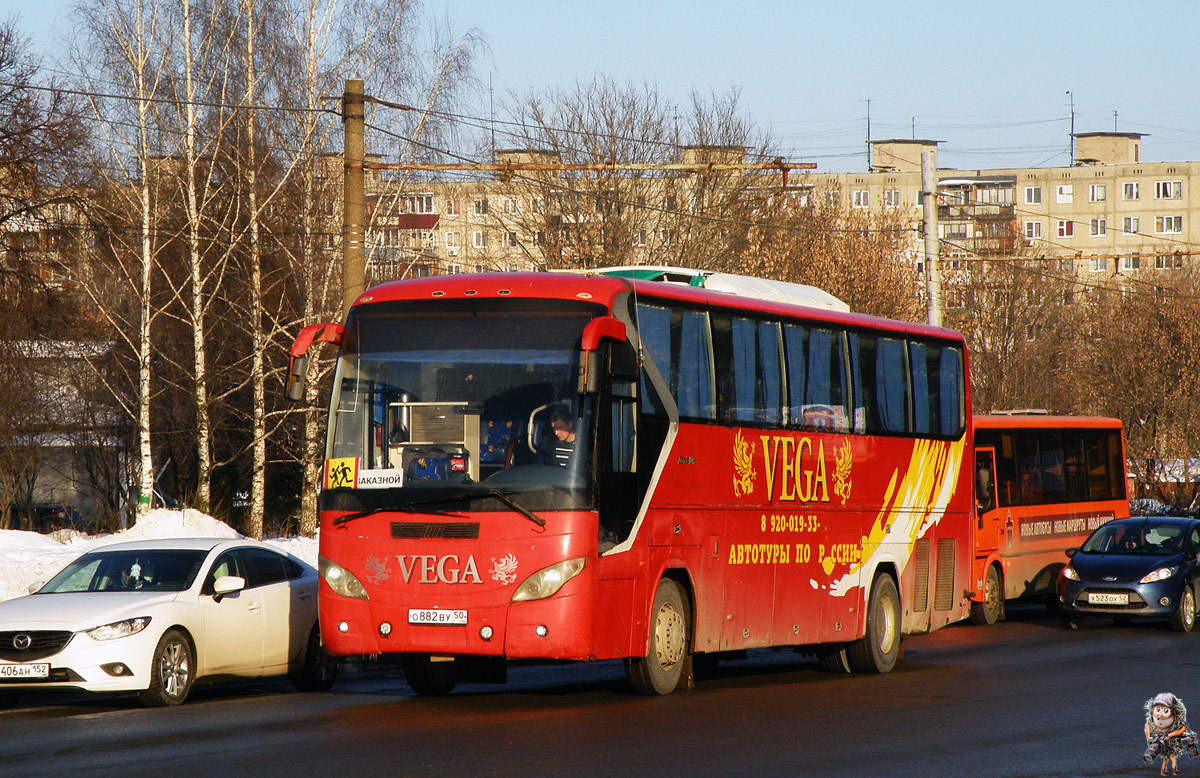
[0,508,318,602]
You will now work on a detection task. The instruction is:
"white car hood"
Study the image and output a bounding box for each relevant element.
[0,591,182,631]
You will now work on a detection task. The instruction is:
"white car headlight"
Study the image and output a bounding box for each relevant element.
[1140,567,1177,584]
[511,558,586,603]
[319,556,369,599]
[1060,565,1080,581]
[85,616,151,641]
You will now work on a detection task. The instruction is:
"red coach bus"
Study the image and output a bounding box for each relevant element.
[969,413,1129,624]
[286,268,974,694]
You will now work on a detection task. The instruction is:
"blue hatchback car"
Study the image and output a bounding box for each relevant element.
[1057,516,1200,631]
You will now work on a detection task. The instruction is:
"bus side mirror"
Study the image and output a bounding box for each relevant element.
[578,317,627,395]
[285,322,344,403]
[286,355,308,402]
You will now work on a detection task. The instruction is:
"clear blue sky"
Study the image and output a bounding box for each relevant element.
[7,0,1200,173]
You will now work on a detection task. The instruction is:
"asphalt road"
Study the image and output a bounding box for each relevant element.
[3,604,1196,778]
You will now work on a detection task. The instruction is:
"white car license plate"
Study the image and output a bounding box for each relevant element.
[408,609,467,625]
[1087,592,1129,605]
[0,663,49,679]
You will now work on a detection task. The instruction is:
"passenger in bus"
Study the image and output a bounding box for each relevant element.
[536,406,576,467]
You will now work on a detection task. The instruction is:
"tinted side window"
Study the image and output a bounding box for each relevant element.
[851,333,911,434]
[785,325,850,431]
[636,303,715,420]
[713,314,782,425]
[243,548,289,588]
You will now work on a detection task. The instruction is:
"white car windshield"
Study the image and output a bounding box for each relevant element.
[38,550,209,593]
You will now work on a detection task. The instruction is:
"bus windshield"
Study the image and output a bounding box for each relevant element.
[326,298,603,512]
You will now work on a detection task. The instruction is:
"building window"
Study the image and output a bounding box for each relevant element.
[1123,182,1139,200]
[1088,184,1106,202]
[1090,218,1106,237]
[1120,255,1140,271]
[1155,181,1183,199]
[1056,184,1073,204]
[1057,220,1074,238]
[503,197,519,215]
[445,231,460,248]
[446,263,462,274]
[473,198,489,216]
[446,199,460,215]
[473,230,488,248]
[1156,253,1184,270]
[1089,256,1107,272]
[883,189,900,208]
[1024,186,1042,205]
[500,231,517,248]
[658,229,674,246]
[530,197,543,214]
[852,190,869,208]
[633,230,646,247]
[1059,258,1074,272]
[1156,215,1183,234]
[1123,217,1140,235]
[1024,221,1042,240]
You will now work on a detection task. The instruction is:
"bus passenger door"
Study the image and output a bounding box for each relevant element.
[975,448,1000,554]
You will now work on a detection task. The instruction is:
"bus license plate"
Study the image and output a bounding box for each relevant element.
[0,663,49,679]
[1088,592,1129,605]
[408,609,467,626]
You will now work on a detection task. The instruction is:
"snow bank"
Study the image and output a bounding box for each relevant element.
[0,509,317,602]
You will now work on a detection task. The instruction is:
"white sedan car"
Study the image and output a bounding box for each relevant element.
[0,538,338,707]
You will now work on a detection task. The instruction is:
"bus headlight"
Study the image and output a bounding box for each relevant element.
[511,557,586,602]
[319,556,370,599]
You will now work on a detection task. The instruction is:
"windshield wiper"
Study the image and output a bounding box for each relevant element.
[332,497,468,526]
[478,488,546,527]
[331,489,545,527]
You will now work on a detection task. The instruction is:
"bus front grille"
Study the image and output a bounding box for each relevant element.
[391,522,480,539]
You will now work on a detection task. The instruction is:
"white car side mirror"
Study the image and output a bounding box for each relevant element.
[213,575,246,598]
[26,581,43,594]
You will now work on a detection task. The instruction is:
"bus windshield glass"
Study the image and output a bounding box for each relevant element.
[326,298,603,511]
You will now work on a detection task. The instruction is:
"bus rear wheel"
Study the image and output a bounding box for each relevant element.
[402,655,458,696]
[626,578,690,694]
[847,574,901,674]
[969,565,1004,625]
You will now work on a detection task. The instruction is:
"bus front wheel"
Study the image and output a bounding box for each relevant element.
[626,578,690,694]
[846,574,901,673]
[969,565,1004,625]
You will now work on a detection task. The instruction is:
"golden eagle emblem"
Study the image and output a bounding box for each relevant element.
[833,439,853,504]
[733,430,756,497]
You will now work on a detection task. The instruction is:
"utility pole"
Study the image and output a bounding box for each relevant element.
[921,150,943,327]
[1066,90,1075,166]
[863,98,871,171]
[342,78,366,315]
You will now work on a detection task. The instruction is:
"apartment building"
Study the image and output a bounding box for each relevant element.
[840,134,1198,278]
[328,134,1200,285]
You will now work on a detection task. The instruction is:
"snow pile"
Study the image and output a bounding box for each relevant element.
[0,509,317,602]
